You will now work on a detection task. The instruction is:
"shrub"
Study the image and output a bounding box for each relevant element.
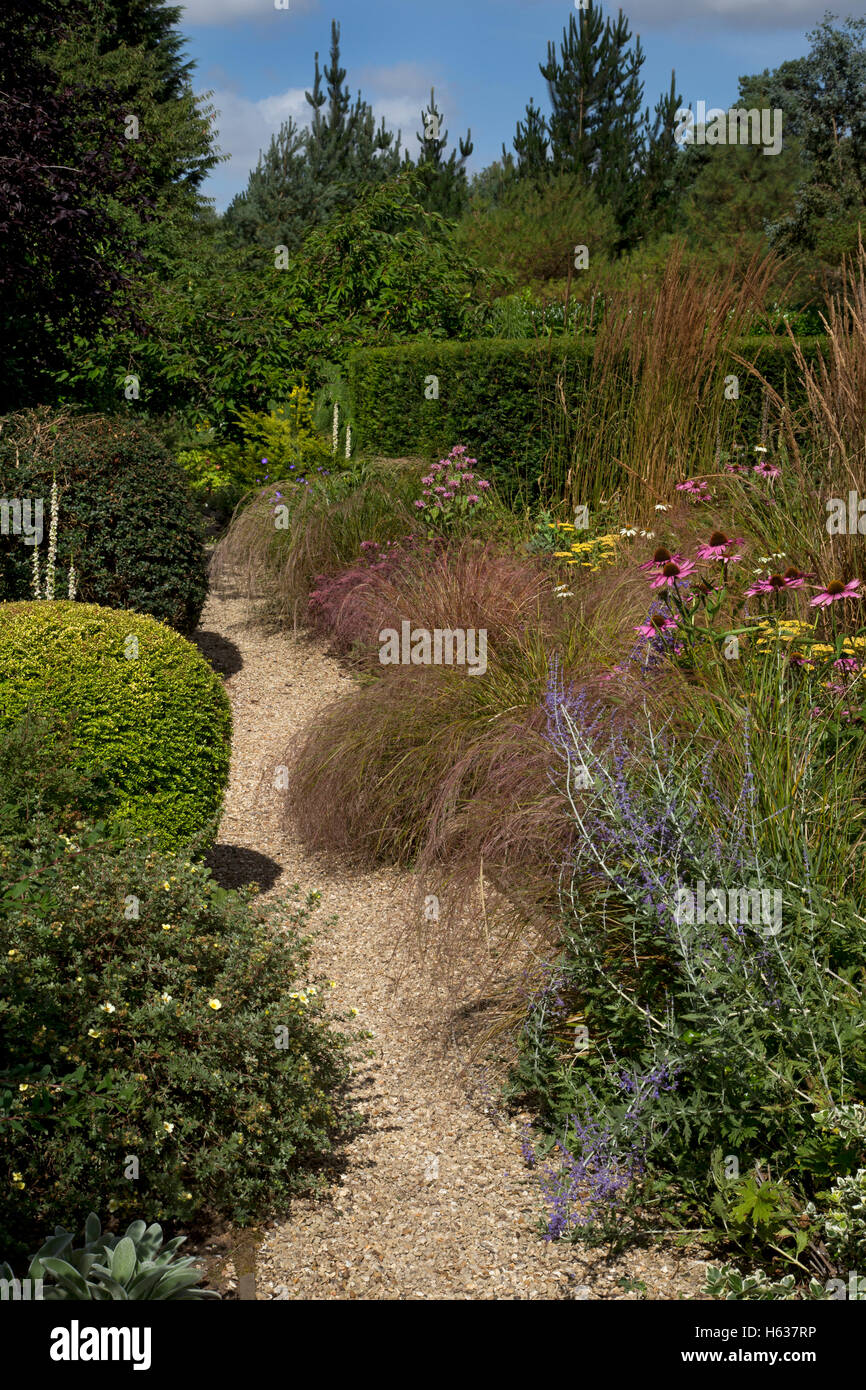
[347,334,825,504]
[0,749,360,1259]
[0,602,231,851]
[512,679,866,1257]
[1,1213,219,1300]
[0,409,208,633]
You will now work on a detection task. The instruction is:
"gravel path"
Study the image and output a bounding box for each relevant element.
[197,586,709,1301]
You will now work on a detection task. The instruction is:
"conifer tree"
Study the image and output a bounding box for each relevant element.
[411,88,473,217]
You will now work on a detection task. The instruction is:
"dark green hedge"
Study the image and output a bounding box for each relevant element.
[0,410,208,633]
[348,336,828,495]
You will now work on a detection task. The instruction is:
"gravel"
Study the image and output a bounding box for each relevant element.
[197,585,711,1301]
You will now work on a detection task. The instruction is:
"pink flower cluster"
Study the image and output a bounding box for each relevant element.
[415,445,490,511]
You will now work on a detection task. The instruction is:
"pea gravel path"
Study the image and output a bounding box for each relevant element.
[197,586,710,1302]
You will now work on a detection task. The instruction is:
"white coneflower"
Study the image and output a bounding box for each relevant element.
[45,478,58,601]
[345,424,352,460]
[332,403,339,456]
[31,542,42,600]
[68,558,77,601]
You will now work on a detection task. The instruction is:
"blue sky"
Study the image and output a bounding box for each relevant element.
[176,0,866,210]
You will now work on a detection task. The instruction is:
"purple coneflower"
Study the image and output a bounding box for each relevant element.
[745,573,800,597]
[753,459,781,479]
[650,559,696,589]
[696,531,744,561]
[634,614,678,638]
[676,479,710,496]
[809,579,862,607]
[639,546,687,572]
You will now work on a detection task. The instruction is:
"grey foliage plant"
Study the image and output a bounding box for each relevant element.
[0,1213,219,1300]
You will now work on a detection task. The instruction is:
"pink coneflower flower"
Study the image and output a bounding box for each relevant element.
[745,573,801,597]
[696,531,744,561]
[753,460,781,479]
[635,614,679,638]
[639,546,688,572]
[834,657,859,671]
[676,479,710,496]
[650,559,696,589]
[809,579,862,607]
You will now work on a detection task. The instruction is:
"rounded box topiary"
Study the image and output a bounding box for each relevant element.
[0,409,209,633]
[0,601,231,851]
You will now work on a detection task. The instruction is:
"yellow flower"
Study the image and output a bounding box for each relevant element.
[18,1083,29,1093]
[208,998,222,1010]
[11,1173,25,1189]
[349,1007,359,1017]
[162,882,171,890]
[87,1029,102,1039]
[100,1002,116,1014]
[163,1121,175,1134]
[161,924,173,932]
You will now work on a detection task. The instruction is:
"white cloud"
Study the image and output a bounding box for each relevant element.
[181,0,317,24]
[203,86,310,208]
[572,0,837,31]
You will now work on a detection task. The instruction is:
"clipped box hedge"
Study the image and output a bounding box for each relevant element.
[348,336,828,495]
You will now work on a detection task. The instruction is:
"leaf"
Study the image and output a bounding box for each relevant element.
[39,1257,93,1299]
[84,1213,102,1246]
[110,1237,137,1286]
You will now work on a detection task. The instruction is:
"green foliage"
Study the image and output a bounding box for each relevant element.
[0,730,360,1259]
[703,1265,833,1301]
[0,603,231,851]
[455,172,617,295]
[224,19,402,252]
[55,173,483,428]
[347,337,823,501]
[511,695,866,1265]
[0,409,209,632]
[1,1213,218,1300]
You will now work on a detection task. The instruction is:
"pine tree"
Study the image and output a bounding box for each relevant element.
[411,88,473,217]
[225,19,403,250]
[511,1,681,248]
[512,99,549,181]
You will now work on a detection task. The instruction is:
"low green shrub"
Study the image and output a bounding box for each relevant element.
[0,409,208,633]
[0,725,361,1260]
[0,601,231,851]
[1,1213,218,1300]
